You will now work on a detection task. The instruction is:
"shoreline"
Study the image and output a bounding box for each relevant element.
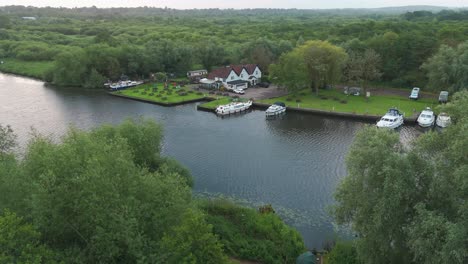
[1,70,418,122]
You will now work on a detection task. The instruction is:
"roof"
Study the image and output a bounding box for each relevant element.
[208,64,259,79]
[188,70,207,73]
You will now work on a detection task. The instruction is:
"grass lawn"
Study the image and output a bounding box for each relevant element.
[259,89,438,116]
[0,59,54,80]
[116,83,206,104]
[198,97,233,110]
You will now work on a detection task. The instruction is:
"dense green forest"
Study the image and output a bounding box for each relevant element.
[0,6,467,89]
[0,119,305,263]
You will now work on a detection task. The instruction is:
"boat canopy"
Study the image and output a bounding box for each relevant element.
[274,102,286,107]
[388,108,401,116]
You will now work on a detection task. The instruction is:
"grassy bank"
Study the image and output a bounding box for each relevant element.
[0,59,54,80]
[116,83,206,104]
[198,97,233,110]
[199,199,306,263]
[259,89,438,116]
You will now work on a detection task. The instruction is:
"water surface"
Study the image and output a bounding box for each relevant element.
[0,73,419,248]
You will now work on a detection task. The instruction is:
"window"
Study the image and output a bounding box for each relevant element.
[241,74,244,78]
[255,70,258,75]
[231,76,234,80]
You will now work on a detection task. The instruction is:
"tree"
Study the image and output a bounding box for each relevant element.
[299,41,348,95]
[0,124,16,154]
[159,209,228,264]
[270,49,308,95]
[52,49,88,86]
[332,91,468,264]
[345,49,382,95]
[84,68,106,89]
[0,210,57,263]
[422,41,468,92]
[270,41,347,95]
[327,241,359,264]
[197,41,226,71]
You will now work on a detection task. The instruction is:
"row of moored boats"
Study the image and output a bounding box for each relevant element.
[376,107,451,129]
[215,101,286,116]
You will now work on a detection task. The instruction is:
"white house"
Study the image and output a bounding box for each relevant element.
[207,64,262,90]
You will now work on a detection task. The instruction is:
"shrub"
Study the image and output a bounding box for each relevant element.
[149,93,154,96]
[296,99,302,103]
[300,92,306,96]
[132,90,138,93]
[178,92,188,96]
[188,90,194,93]
[156,94,162,98]
[141,91,147,95]
[332,96,340,101]
[340,99,347,104]
[216,92,222,96]
[209,91,215,95]
[200,200,305,263]
[286,97,293,101]
[162,97,168,100]
[196,92,203,96]
[320,96,328,100]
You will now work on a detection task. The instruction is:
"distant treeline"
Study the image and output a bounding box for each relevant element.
[0,6,467,88]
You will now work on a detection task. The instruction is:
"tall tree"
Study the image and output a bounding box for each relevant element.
[269,49,308,95]
[345,49,382,96]
[422,41,468,92]
[197,41,226,71]
[299,41,348,95]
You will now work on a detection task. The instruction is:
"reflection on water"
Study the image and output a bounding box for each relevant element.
[0,73,420,249]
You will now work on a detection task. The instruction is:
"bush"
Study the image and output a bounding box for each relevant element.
[132,90,138,93]
[296,99,302,103]
[149,93,154,96]
[286,97,293,101]
[196,92,203,96]
[200,200,305,263]
[156,94,162,97]
[188,90,194,93]
[141,91,147,95]
[216,92,222,96]
[209,91,215,95]
[340,99,347,104]
[162,97,168,100]
[320,96,328,100]
[332,96,340,101]
[178,92,187,96]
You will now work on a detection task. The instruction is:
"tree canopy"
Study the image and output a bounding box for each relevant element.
[332,90,468,264]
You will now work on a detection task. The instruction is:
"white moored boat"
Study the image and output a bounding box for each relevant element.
[376,108,404,129]
[266,102,286,116]
[436,112,451,128]
[215,101,252,115]
[417,107,435,127]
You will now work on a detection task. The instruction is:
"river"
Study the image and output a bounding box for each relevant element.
[0,73,420,249]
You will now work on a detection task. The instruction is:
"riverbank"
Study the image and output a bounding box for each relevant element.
[259,88,438,118]
[0,59,53,80]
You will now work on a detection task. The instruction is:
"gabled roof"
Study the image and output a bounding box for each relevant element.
[208,64,259,79]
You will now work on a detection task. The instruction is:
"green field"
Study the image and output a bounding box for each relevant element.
[259,89,438,116]
[0,59,54,80]
[116,83,206,104]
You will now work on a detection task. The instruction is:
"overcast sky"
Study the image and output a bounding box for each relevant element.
[3,0,467,9]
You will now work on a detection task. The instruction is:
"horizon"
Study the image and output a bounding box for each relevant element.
[2,1,467,10]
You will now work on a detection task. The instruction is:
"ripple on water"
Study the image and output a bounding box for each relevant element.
[0,73,421,249]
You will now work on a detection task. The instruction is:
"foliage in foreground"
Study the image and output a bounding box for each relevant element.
[332,91,468,264]
[200,199,306,264]
[0,118,227,263]
[0,118,305,263]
